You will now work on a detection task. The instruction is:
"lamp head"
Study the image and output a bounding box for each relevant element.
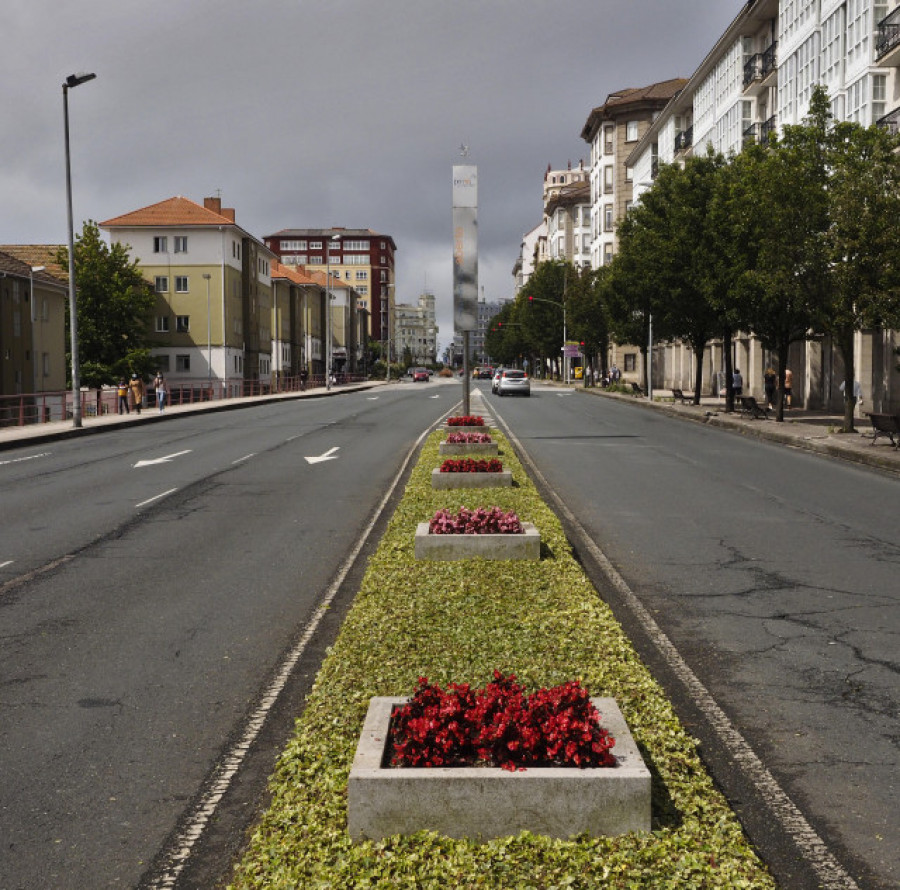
[65,72,97,89]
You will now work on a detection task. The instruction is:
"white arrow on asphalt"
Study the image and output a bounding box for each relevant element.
[305,446,340,465]
[430,395,441,399]
[133,449,192,468]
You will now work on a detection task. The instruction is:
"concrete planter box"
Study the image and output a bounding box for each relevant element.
[439,441,499,456]
[414,522,540,560]
[432,468,512,489]
[348,696,651,841]
[443,424,491,434]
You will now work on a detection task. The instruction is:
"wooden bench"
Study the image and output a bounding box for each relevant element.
[671,388,692,404]
[629,382,644,396]
[866,412,900,448]
[739,396,769,419]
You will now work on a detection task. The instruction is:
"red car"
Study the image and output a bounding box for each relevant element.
[412,367,429,382]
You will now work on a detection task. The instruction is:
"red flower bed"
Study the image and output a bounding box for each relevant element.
[439,458,503,473]
[428,507,522,534]
[445,432,493,444]
[389,672,616,771]
[447,415,484,427]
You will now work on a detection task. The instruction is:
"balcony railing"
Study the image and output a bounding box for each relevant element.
[674,125,693,152]
[743,122,759,144]
[876,8,900,60]
[760,115,777,145]
[877,106,900,136]
[743,41,778,90]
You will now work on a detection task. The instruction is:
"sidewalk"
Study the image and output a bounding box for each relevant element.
[0,380,382,451]
[572,384,900,477]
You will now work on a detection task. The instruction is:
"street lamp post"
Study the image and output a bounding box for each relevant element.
[325,233,340,390]
[203,273,212,395]
[526,294,566,382]
[384,282,395,382]
[63,71,96,428]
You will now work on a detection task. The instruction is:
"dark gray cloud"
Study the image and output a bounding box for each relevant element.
[1,0,741,350]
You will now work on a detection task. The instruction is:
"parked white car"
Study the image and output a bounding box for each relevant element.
[497,369,530,397]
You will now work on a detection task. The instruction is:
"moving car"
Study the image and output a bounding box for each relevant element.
[491,367,504,394]
[412,367,429,382]
[497,369,530,397]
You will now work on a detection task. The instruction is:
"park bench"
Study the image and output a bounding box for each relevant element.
[629,382,644,396]
[739,395,769,419]
[671,388,692,404]
[866,412,900,448]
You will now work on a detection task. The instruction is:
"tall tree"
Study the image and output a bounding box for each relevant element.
[819,112,900,431]
[568,265,610,386]
[57,221,156,388]
[521,260,570,379]
[719,92,831,421]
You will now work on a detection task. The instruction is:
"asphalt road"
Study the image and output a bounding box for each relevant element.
[487,380,898,890]
[0,380,454,890]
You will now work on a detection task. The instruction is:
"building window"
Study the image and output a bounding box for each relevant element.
[355,270,368,280]
[604,204,614,232]
[155,276,169,293]
[604,126,614,154]
[625,166,634,182]
[176,315,190,332]
[281,240,306,251]
[626,120,639,142]
[42,352,50,377]
[153,236,167,253]
[173,236,188,253]
[624,354,636,372]
[154,355,171,372]
[156,316,170,333]
[603,166,614,193]
[310,241,323,250]
[176,354,191,372]
[175,276,189,293]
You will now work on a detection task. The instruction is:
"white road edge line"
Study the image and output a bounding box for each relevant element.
[490,402,859,890]
[149,418,444,888]
[0,560,13,569]
[135,488,178,509]
[232,453,255,464]
[0,451,51,467]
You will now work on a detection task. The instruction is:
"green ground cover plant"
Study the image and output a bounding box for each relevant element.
[228,429,774,889]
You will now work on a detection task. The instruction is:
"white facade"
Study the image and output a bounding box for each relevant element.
[394,292,438,365]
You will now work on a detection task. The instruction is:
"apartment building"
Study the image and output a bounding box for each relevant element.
[270,262,325,379]
[264,228,396,344]
[101,196,277,394]
[512,221,547,294]
[580,79,688,269]
[544,178,591,268]
[394,291,438,366]
[0,248,68,405]
[624,0,900,411]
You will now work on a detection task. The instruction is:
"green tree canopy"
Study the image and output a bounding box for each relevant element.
[57,221,156,388]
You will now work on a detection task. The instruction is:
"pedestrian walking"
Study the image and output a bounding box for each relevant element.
[116,379,130,414]
[154,371,167,413]
[129,373,145,415]
[732,368,743,397]
[783,368,793,409]
[763,367,777,410]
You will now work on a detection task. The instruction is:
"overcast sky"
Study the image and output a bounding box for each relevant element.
[1,0,740,352]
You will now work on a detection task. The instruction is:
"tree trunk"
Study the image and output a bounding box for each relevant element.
[775,341,789,423]
[692,341,705,404]
[723,328,734,413]
[836,332,856,434]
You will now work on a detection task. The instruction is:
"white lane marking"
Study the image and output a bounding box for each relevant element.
[148,420,442,888]
[135,488,178,508]
[232,453,255,464]
[0,452,51,466]
[133,450,192,468]
[0,560,13,569]
[367,396,379,400]
[491,406,860,890]
[305,446,340,465]
[429,395,441,399]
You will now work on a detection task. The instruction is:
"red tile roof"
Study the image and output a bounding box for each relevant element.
[100,196,235,228]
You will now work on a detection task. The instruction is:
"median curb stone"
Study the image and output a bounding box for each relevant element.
[439,441,499,456]
[348,696,651,841]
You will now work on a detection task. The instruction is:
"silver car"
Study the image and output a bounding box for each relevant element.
[497,369,530,397]
[491,367,504,394]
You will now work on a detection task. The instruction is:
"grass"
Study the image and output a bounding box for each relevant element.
[227,430,775,889]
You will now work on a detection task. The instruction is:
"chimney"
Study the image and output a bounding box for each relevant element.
[221,207,235,223]
[204,196,222,215]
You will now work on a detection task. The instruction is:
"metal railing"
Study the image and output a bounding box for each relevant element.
[877,106,900,136]
[743,41,777,90]
[0,372,367,427]
[674,125,693,152]
[876,8,900,59]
